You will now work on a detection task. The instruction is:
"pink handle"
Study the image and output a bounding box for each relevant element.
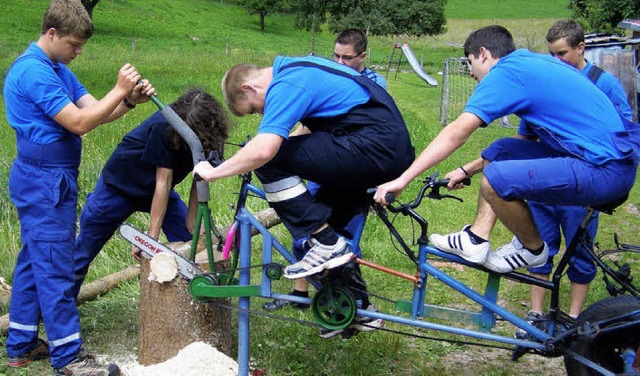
[222,221,238,260]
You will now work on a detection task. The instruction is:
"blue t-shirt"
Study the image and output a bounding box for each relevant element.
[464,49,628,165]
[583,61,633,120]
[3,43,89,144]
[101,111,193,198]
[258,56,371,138]
[362,67,387,90]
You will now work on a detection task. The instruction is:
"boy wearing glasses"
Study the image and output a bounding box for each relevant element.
[333,29,387,90]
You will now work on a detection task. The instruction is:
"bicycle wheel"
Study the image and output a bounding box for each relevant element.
[564,295,640,375]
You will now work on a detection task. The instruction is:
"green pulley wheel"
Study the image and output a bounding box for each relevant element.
[311,286,356,330]
[265,264,283,280]
[189,274,218,302]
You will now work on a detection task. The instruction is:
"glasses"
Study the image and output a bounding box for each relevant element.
[332,51,364,62]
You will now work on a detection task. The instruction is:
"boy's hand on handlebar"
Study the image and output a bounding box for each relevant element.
[374,178,405,205]
[444,169,470,190]
[193,161,215,182]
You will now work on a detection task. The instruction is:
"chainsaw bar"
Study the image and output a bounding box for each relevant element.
[119,223,204,280]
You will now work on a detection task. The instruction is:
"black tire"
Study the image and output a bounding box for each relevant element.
[564,295,640,375]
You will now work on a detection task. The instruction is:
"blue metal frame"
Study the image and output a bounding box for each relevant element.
[203,178,638,376]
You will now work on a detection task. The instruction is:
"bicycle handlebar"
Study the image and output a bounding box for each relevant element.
[369,173,470,214]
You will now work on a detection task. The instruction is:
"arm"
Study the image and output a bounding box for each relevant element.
[193,133,283,182]
[374,112,482,203]
[444,133,532,189]
[53,64,153,135]
[148,166,174,240]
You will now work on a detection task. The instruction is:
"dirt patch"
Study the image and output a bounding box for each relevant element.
[625,203,640,217]
[441,345,565,376]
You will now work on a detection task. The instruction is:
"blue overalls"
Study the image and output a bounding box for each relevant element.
[73,175,192,297]
[255,61,415,239]
[8,134,83,369]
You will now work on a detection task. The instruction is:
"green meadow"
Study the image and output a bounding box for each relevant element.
[1,0,638,375]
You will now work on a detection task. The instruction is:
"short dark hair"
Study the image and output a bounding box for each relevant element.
[41,0,93,39]
[334,29,367,55]
[546,19,584,48]
[168,88,232,155]
[463,25,515,59]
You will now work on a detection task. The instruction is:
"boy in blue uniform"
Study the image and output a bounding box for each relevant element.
[193,54,414,327]
[263,29,387,314]
[375,25,638,276]
[333,28,387,90]
[513,19,634,325]
[73,89,231,297]
[3,1,154,375]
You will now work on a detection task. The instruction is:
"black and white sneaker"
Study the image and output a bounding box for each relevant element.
[484,237,548,273]
[429,225,491,264]
[284,237,355,279]
[319,304,384,339]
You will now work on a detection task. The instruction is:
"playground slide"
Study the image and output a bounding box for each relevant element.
[401,43,438,87]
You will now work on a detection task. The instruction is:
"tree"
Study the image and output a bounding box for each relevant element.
[569,0,640,33]
[81,0,101,19]
[325,0,446,37]
[294,0,330,54]
[238,0,290,31]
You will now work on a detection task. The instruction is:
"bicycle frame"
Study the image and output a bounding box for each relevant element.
[188,172,639,376]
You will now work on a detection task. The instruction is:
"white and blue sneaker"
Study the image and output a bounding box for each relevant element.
[319,304,384,339]
[483,237,548,273]
[284,237,355,279]
[429,225,491,264]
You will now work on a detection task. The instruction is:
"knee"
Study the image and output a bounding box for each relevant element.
[480,175,498,202]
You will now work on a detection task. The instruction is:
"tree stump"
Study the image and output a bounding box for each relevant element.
[138,242,232,365]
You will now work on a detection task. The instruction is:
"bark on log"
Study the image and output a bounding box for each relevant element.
[135,207,280,364]
[138,243,232,365]
[1,265,141,336]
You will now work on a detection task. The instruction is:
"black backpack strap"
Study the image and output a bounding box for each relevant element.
[587,65,605,84]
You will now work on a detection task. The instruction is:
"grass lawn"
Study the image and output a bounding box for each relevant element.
[0,0,638,375]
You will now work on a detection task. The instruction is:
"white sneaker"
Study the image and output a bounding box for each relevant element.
[483,237,548,273]
[284,237,355,279]
[318,304,384,339]
[350,304,384,332]
[429,225,490,264]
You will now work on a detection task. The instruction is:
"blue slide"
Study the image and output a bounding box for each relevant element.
[401,43,438,87]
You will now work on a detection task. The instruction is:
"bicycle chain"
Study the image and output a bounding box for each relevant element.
[200,288,516,353]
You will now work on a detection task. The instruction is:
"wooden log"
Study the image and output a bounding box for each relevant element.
[136,209,281,365]
[138,243,232,366]
[1,265,141,336]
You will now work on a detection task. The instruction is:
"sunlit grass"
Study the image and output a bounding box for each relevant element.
[0,0,637,375]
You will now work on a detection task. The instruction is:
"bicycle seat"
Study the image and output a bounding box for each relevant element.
[590,194,628,215]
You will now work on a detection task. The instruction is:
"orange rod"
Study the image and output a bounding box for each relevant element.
[355,258,419,283]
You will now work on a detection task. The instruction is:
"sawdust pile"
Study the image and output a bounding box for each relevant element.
[120,341,238,376]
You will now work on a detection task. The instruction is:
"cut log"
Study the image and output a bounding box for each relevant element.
[148,252,179,283]
[138,243,232,365]
[1,265,141,336]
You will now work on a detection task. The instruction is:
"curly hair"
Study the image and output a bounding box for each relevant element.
[168,88,232,156]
